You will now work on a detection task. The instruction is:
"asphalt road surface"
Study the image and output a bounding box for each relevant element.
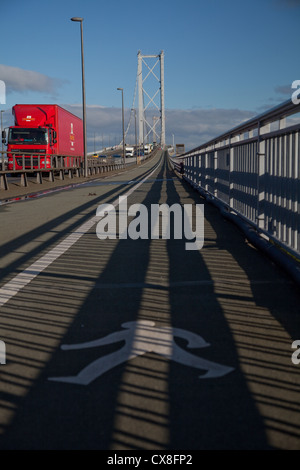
[0,150,299,450]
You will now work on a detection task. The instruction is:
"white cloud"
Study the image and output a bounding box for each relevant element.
[274,84,293,96]
[164,108,255,151]
[1,103,258,153]
[0,64,67,95]
[65,104,255,153]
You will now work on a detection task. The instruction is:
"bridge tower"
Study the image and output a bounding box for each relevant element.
[137,50,165,149]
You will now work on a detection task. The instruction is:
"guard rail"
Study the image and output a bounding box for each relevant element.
[169,98,300,261]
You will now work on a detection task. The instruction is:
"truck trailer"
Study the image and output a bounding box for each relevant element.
[5,104,84,170]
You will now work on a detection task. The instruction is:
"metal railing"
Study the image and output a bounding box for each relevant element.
[0,148,159,191]
[170,98,300,258]
[0,152,125,190]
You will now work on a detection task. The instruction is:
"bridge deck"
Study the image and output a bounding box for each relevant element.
[0,150,299,450]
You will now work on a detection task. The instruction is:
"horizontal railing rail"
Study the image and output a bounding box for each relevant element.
[169,98,300,258]
[0,151,125,191]
[0,148,159,191]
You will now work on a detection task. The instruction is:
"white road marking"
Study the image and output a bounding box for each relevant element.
[0,162,161,308]
[48,320,234,385]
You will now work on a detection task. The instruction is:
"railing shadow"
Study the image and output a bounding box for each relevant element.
[168,161,300,449]
[0,152,298,449]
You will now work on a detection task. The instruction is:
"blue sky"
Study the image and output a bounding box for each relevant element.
[0,0,299,151]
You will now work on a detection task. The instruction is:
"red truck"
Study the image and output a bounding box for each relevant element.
[6,104,83,170]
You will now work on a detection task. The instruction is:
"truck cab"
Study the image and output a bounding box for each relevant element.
[7,125,57,170]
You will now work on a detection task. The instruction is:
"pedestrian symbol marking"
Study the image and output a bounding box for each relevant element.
[49,320,234,385]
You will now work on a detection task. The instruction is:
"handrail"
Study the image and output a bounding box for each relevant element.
[0,149,158,191]
[169,98,300,261]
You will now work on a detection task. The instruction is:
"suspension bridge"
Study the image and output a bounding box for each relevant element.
[0,52,299,452]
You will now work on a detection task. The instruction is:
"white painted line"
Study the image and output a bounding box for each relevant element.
[0,161,161,308]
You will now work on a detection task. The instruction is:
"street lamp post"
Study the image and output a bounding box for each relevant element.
[117,88,125,167]
[1,110,4,153]
[1,110,4,170]
[140,119,144,158]
[71,17,88,177]
[131,108,137,164]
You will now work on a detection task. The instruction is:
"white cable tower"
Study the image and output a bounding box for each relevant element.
[137,50,165,149]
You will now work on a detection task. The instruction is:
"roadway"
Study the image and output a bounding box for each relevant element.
[0,150,299,450]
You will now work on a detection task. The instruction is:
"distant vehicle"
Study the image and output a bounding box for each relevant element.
[126,146,134,157]
[144,143,153,155]
[176,143,185,156]
[5,104,83,171]
[113,154,122,159]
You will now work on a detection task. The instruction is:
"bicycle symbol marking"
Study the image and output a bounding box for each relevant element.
[48,320,234,385]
